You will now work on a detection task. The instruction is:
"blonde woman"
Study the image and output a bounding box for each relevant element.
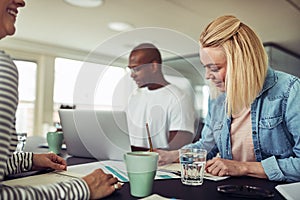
[155,15,300,182]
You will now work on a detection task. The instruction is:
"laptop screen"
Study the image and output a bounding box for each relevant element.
[59,109,131,161]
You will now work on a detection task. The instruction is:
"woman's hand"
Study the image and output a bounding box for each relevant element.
[32,153,67,171]
[83,169,122,199]
[205,157,267,178]
[154,149,179,166]
[205,157,244,176]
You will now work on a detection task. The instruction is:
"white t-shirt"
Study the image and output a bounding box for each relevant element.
[127,84,195,149]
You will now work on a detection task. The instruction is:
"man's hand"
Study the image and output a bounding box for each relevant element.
[154,149,179,166]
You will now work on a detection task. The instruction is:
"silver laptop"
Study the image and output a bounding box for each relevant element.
[59,109,131,161]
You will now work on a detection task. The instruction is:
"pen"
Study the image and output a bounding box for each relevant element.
[146,123,153,152]
[158,169,181,176]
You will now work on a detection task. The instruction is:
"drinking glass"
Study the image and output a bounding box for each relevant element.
[179,148,207,186]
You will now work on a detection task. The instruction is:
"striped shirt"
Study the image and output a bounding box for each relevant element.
[0,51,90,199]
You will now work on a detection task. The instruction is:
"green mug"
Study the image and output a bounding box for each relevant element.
[47,132,64,154]
[124,151,158,197]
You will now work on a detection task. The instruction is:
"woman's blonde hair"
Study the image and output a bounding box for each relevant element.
[200,15,268,115]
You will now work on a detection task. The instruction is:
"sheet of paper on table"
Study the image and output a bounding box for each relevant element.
[2,160,229,187]
[2,160,179,187]
[2,170,83,186]
[275,182,300,200]
[67,160,180,182]
[140,194,181,200]
[158,163,230,181]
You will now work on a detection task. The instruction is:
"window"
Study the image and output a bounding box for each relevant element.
[194,85,209,118]
[14,60,37,136]
[54,58,82,106]
[53,58,127,122]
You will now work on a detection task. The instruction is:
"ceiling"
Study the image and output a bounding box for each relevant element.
[3,0,298,59]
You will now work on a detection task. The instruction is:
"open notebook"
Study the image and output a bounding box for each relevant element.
[3,161,229,187]
[158,163,229,181]
[2,160,179,186]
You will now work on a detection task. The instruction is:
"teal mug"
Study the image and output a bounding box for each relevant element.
[47,132,64,154]
[124,151,158,197]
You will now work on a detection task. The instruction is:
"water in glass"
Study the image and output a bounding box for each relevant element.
[180,148,207,186]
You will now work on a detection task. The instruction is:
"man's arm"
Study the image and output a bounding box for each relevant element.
[168,131,194,150]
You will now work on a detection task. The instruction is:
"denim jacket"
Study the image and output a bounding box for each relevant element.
[187,67,300,182]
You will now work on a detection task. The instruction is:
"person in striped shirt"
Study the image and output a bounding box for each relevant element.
[0,0,121,199]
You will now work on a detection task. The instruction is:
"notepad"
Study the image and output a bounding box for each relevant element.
[3,160,179,187]
[158,163,230,181]
[67,160,180,182]
[2,170,83,186]
[275,182,300,200]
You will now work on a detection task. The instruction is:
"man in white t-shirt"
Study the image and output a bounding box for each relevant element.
[127,43,195,150]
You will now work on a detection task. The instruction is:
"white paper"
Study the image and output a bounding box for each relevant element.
[141,194,181,200]
[2,170,82,186]
[2,160,180,186]
[67,160,179,182]
[158,163,230,181]
[275,182,300,200]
